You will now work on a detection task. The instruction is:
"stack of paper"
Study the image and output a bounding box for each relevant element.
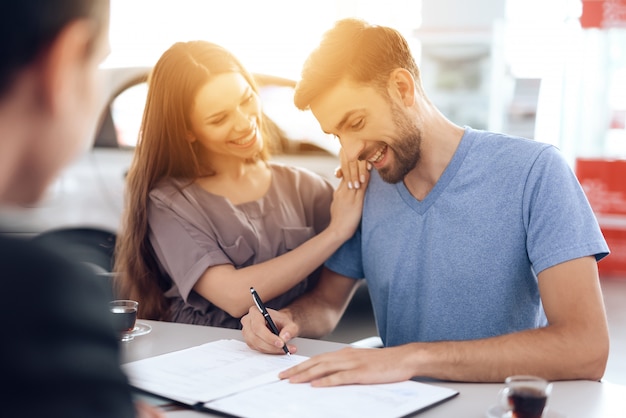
[122,339,458,418]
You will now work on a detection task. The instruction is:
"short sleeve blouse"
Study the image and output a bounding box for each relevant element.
[147,162,334,328]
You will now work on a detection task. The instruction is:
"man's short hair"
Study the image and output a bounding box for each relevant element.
[294,18,421,110]
[0,0,109,97]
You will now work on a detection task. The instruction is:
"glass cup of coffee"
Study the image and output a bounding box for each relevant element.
[498,375,552,418]
[109,299,138,342]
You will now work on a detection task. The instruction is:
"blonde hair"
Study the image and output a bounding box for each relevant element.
[295,18,423,110]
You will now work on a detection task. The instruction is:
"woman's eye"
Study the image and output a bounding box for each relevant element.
[209,116,226,125]
[242,95,254,105]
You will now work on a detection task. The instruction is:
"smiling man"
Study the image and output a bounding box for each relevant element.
[241,18,611,385]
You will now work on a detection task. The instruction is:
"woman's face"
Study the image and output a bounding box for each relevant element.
[187,72,263,161]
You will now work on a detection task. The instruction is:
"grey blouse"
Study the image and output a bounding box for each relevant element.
[147,162,334,328]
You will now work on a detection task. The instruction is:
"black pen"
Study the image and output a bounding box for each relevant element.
[250,287,291,355]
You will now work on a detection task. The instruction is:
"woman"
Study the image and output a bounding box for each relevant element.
[114,41,367,329]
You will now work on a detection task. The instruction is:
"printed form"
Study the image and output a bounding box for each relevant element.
[122,339,458,417]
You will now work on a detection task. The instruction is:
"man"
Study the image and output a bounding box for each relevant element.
[241,18,610,385]
[0,1,161,416]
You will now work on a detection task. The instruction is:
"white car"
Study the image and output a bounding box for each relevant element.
[0,67,340,272]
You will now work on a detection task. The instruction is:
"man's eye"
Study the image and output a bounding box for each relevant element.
[351,119,364,129]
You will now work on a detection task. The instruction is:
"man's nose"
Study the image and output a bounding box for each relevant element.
[339,134,365,162]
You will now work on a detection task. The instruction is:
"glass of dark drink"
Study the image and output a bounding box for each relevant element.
[109,299,138,341]
[498,375,552,418]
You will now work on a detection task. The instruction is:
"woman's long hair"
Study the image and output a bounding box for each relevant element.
[113,41,276,320]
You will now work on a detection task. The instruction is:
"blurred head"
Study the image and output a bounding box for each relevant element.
[0,0,110,204]
[294,18,425,184]
[136,41,272,185]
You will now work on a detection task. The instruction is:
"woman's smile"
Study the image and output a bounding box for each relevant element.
[230,126,258,147]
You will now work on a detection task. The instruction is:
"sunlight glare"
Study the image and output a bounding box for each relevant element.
[104,0,422,78]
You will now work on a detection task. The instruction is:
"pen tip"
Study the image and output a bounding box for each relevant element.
[250,287,254,293]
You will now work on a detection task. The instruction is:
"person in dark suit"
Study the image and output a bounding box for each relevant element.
[0,1,162,417]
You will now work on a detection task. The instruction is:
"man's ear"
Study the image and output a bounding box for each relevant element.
[38,20,94,114]
[389,68,415,106]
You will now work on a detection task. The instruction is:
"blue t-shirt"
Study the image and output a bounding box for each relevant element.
[325,127,609,347]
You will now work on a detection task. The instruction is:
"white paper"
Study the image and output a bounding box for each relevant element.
[123,339,458,417]
[207,377,458,418]
[122,339,306,404]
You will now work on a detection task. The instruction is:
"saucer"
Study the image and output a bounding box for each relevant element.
[120,321,152,342]
[486,404,565,418]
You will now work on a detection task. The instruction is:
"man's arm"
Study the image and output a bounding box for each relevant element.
[412,255,609,382]
[280,256,609,385]
[241,267,360,354]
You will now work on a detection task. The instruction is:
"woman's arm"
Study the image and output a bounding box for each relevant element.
[193,176,368,318]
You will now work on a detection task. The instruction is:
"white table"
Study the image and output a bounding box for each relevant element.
[122,320,626,418]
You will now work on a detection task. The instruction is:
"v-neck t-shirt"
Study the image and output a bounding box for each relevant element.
[325,127,609,347]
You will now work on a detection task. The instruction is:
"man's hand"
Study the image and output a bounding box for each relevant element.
[241,305,299,355]
[278,346,415,387]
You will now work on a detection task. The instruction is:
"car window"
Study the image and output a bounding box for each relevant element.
[258,85,339,155]
[111,82,148,148]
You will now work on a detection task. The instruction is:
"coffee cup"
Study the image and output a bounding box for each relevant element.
[109,299,138,341]
[498,375,552,418]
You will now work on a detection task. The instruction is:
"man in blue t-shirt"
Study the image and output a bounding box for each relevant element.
[242,18,610,384]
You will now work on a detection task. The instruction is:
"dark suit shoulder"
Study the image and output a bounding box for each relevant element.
[0,236,135,418]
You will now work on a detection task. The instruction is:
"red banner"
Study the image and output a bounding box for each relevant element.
[576,158,626,277]
[581,0,626,28]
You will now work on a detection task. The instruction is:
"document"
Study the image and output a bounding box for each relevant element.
[122,339,458,417]
[122,339,302,404]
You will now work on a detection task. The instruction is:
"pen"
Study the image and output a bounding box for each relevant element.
[250,287,291,355]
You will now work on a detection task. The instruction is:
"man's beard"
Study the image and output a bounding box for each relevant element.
[377,102,422,184]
